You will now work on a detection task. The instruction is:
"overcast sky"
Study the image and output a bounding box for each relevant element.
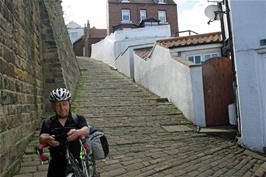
[61,0,221,34]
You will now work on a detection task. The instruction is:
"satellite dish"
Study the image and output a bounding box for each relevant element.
[205,5,221,21]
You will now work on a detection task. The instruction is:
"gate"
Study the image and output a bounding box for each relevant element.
[202,57,234,126]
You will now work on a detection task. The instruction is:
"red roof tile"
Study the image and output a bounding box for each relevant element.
[89,28,107,38]
[134,47,153,60]
[157,32,222,48]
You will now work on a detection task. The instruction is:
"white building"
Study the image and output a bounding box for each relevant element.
[91,24,171,67]
[67,21,84,44]
[221,0,266,152]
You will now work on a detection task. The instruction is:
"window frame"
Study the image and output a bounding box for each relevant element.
[203,53,218,61]
[139,9,147,22]
[186,52,219,64]
[121,9,131,23]
[186,54,202,64]
[158,10,167,24]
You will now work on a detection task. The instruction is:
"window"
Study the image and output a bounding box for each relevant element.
[121,0,129,2]
[187,55,202,64]
[187,53,219,64]
[121,9,131,23]
[158,10,167,24]
[140,10,147,22]
[204,53,218,61]
[158,0,165,4]
[70,32,78,38]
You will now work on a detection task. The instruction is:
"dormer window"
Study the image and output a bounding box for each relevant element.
[158,0,165,4]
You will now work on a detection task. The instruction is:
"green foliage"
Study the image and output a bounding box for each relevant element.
[71,76,85,112]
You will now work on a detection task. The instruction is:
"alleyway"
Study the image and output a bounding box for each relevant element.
[14,57,266,177]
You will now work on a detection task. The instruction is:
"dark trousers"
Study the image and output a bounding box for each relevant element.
[47,159,67,177]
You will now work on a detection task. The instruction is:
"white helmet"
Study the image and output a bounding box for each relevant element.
[49,88,71,102]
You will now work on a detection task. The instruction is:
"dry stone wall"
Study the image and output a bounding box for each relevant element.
[0,0,80,177]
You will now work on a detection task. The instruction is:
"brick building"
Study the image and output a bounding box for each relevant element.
[107,0,178,36]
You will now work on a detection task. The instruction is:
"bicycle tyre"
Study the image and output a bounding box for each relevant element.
[66,152,84,177]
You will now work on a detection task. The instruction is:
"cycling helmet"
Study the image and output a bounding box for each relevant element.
[49,88,72,102]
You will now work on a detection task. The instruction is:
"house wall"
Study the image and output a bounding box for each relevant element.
[91,25,171,68]
[108,2,178,36]
[67,27,84,44]
[229,0,266,152]
[110,24,171,41]
[170,44,222,60]
[73,38,85,56]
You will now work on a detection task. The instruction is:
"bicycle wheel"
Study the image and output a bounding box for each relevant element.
[66,152,84,177]
[83,154,99,177]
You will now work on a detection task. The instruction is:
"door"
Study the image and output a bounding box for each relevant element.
[202,57,234,126]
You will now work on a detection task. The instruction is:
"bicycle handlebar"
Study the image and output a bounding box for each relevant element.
[37,127,89,162]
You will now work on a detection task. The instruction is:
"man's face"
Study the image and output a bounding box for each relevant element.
[53,100,70,118]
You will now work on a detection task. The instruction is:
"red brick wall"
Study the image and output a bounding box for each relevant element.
[108,2,178,36]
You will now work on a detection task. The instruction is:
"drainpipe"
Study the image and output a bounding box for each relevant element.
[223,0,241,136]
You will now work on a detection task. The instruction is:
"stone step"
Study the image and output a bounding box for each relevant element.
[13,57,266,177]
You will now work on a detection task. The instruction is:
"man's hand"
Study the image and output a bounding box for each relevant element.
[47,135,60,147]
[67,129,80,142]
[39,134,60,147]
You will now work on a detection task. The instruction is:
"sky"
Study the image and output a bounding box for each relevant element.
[61,0,221,34]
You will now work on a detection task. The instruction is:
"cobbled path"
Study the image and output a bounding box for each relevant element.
[13,57,266,177]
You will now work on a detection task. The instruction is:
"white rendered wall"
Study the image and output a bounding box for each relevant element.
[229,0,266,152]
[109,25,171,41]
[91,37,116,68]
[116,43,155,79]
[91,25,171,68]
[115,49,131,78]
[133,45,206,126]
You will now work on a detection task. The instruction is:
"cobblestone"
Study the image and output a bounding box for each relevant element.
[13,57,266,177]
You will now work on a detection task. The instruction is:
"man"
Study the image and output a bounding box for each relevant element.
[39,88,89,177]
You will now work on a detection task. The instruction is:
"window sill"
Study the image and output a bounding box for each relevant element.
[121,20,132,24]
[256,47,266,54]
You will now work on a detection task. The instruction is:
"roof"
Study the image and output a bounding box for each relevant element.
[108,0,176,5]
[89,28,107,38]
[157,32,222,48]
[112,23,139,32]
[134,47,153,60]
[67,21,82,28]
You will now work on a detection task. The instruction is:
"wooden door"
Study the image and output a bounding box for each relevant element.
[202,57,234,126]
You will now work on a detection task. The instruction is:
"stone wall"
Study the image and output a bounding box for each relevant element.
[0,0,80,176]
[40,0,80,114]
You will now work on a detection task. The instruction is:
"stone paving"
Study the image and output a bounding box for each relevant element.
[13,57,266,177]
